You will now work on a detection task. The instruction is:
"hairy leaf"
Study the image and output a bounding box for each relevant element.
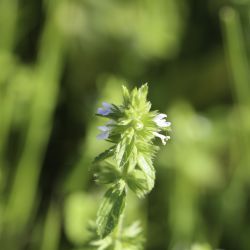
[126,169,152,198]
[115,134,135,168]
[121,222,144,250]
[96,183,126,238]
[94,163,121,185]
[137,154,155,191]
[94,146,115,163]
[122,85,130,107]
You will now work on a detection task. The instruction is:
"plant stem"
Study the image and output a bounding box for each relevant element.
[114,212,124,250]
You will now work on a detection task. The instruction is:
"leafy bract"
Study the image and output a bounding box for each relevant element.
[126,169,152,198]
[94,163,121,185]
[121,222,144,250]
[88,221,144,250]
[96,182,126,238]
[137,154,155,192]
[94,146,115,163]
[115,132,135,168]
[122,85,130,107]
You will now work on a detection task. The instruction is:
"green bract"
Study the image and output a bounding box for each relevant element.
[94,84,171,245]
[89,221,144,250]
[96,181,126,238]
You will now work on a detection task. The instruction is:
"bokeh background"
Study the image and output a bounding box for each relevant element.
[1,0,250,249]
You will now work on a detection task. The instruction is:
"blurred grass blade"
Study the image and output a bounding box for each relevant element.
[41,203,61,250]
[220,7,250,105]
[0,0,18,51]
[4,0,66,242]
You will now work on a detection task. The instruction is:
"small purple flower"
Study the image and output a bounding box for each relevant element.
[97,125,111,140]
[97,102,113,116]
[153,113,171,128]
[96,121,114,140]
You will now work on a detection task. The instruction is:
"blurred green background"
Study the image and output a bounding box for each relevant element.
[1,0,250,249]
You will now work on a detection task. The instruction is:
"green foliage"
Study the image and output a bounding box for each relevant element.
[94,162,121,185]
[121,222,145,250]
[126,169,152,198]
[96,182,126,238]
[88,221,144,250]
[94,146,116,164]
[1,1,250,250]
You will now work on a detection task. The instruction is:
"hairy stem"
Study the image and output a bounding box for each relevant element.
[114,209,124,249]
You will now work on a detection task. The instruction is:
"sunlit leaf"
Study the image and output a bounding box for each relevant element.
[115,134,135,168]
[94,163,121,185]
[126,169,151,198]
[122,85,130,107]
[96,182,126,238]
[94,146,115,163]
[137,154,155,191]
[121,222,144,250]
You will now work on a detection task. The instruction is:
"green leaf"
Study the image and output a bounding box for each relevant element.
[122,85,130,107]
[137,154,155,192]
[126,169,151,198]
[93,146,115,163]
[96,182,126,238]
[115,133,135,168]
[130,87,139,108]
[138,83,148,102]
[126,146,138,173]
[138,83,151,112]
[127,83,151,112]
[90,236,113,250]
[94,163,121,185]
[121,222,144,250]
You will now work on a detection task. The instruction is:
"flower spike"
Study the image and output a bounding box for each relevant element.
[93,83,171,243]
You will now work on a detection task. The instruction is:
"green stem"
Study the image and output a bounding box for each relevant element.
[114,212,124,250]
[113,181,126,249]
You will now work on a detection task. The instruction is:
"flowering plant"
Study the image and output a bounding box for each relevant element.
[92,84,171,249]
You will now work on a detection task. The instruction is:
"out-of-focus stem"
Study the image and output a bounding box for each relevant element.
[220,6,250,179]
[41,202,61,250]
[4,1,67,244]
[219,6,250,242]
[114,213,124,250]
[220,7,250,106]
[0,0,18,51]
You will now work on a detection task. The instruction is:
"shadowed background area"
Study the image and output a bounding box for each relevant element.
[1,0,250,250]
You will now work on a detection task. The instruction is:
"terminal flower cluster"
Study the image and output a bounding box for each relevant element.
[97,85,171,147]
